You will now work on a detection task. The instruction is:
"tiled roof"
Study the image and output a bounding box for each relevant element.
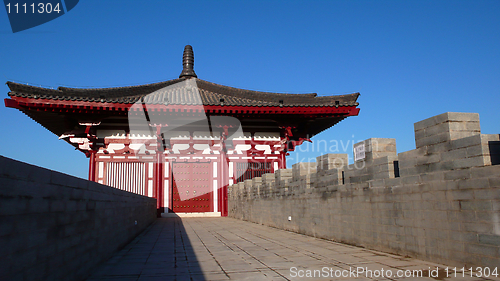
[7,78,359,108]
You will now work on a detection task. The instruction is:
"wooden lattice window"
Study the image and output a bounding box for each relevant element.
[235,162,273,183]
[106,162,146,195]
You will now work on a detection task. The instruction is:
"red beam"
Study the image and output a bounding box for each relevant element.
[5,96,359,117]
[4,98,23,109]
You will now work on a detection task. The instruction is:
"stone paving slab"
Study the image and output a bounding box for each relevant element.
[86,217,500,281]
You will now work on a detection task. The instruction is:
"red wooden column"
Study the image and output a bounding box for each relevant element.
[219,149,227,216]
[84,123,100,182]
[88,150,97,182]
[154,125,164,217]
[279,149,287,170]
[220,126,231,216]
[154,151,163,217]
[279,126,293,170]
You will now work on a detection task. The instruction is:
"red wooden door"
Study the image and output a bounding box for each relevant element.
[172,162,212,213]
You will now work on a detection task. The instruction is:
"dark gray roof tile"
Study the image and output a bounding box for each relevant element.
[7,78,359,108]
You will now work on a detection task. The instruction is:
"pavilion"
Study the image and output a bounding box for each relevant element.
[4,45,360,216]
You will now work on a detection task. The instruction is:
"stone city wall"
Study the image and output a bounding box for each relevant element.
[229,112,500,268]
[0,156,157,281]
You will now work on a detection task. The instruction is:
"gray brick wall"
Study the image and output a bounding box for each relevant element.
[0,156,157,281]
[229,112,500,268]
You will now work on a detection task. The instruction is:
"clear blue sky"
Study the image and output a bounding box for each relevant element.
[1,0,499,179]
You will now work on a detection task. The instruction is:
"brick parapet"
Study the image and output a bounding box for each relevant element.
[228,112,500,268]
[0,156,157,281]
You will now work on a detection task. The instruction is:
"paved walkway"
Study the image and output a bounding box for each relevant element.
[87,217,499,281]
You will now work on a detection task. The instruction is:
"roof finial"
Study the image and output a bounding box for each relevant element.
[179,45,197,78]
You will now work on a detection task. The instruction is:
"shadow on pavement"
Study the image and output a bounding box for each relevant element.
[86,215,206,281]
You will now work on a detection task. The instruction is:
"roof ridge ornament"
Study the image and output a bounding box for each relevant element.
[179,45,198,79]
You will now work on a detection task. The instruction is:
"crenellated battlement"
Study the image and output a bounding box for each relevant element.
[228,112,500,268]
[230,112,499,197]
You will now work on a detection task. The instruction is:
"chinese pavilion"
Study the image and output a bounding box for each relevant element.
[4,45,360,217]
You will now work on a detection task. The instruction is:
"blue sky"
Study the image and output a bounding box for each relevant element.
[1,0,499,179]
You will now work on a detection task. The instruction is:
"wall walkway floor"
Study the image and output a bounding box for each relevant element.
[86,218,500,281]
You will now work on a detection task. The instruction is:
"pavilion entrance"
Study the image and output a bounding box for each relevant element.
[171,161,213,213]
